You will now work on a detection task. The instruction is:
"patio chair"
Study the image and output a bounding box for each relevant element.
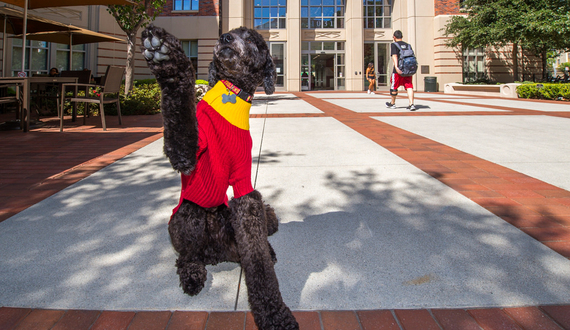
[59,66,123,132]
[0,84,21,119]
[60,70,92,119]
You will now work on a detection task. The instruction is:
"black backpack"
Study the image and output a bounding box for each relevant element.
[394,42,417,77]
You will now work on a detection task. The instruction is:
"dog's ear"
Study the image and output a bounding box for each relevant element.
[263,52,276,95]
[208,62,218,87]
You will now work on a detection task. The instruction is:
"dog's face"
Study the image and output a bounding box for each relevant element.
[209,27,276,95]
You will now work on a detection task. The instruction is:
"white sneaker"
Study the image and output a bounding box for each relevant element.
[367,90,371,94]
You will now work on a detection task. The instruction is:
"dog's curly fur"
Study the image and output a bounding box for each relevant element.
[141,25,298,330]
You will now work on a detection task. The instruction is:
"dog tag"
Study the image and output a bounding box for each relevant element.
[222,93,237,104]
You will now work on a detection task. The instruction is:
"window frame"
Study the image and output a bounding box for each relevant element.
[254,0,287,30]
[363,0,392,29]
[462,47,487,83]
[301,0,345,29]
[173,0,199,12]
[182,40,199,71]
[11,39,49,76]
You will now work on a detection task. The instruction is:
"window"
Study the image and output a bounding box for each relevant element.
[301,0,345,29]
[463,48,486,82]
[56,44,86,71]
[11,39,48,76]
[363,0,392,29]
[254,0,287,30]
[174,0,199,11]
[182,40,198,71]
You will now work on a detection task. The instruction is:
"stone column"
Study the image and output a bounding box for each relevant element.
[287,0,301,91]
[345,0,364,91]
[226,0,245,31]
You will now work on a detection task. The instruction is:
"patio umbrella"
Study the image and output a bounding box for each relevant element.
[0,6,75,34]
[11,27,123,69]
[0,0,133,75]
[0,6,78,76]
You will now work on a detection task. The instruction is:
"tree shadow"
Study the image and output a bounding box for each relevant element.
[266,168,570,309]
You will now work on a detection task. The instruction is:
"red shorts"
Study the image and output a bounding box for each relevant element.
[390,73,413,92]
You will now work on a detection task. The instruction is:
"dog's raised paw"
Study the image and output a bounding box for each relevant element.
[142,28,170,64]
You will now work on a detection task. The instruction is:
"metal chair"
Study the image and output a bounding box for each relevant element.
[0,84,22,120]
[60,70,92,120]
[59,66,123,132]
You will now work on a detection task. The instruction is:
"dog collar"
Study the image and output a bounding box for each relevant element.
[221,80,253,103]
[202,81,252,130]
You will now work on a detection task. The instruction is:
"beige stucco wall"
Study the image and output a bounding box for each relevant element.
[432,15,462,87]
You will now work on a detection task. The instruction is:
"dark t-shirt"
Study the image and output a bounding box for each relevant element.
[391,41,410,74]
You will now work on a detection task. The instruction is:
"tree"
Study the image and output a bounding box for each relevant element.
[519,1,570,79]
[108,0,166,95]
[444,0,570,81]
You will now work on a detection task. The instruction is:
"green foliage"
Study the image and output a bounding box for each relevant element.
[444,0,570,80]
[558,62,570,71]
[517,83,570,100]
[134,78,157,86]
[61,83,161,116]
[118,83,161,115]
[107,0,166,34]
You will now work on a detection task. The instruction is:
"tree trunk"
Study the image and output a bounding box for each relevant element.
[512,42,519,82]
[124,31,138,96]
[542,49,548,81]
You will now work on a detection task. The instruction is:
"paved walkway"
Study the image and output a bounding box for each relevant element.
[1,92,570,329]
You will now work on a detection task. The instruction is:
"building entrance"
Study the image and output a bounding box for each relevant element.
[364,42,391,90]
[301,41,345,91]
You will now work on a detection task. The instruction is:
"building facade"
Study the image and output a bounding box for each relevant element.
[1,1,546,91]
[146,0,465,92]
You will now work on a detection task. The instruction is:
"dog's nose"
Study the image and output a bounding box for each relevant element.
[220,33,233,44]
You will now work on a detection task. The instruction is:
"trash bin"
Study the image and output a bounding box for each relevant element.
[424,76,437,92]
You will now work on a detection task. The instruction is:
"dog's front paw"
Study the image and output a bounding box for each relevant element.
[140,25,193,84]
[142,28,170,64]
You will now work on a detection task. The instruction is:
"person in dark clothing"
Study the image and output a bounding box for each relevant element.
[386,30,416,111]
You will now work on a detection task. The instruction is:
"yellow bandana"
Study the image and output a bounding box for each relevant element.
[202,81,252,130]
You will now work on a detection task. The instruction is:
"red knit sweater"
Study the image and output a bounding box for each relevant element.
[172,84,254,216]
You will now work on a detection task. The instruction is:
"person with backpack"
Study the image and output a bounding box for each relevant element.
[386,30,418,111]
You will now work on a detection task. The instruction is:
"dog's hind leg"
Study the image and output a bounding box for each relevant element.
[264,204,279,237]
[141,25,198,175]
[229,190,299,330]
[169,201,209,296]
[175,254,207,296]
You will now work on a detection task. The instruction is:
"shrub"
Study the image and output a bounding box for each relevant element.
[517,83,570,101]
[61,83,161,116]
[557,62,570,72]
[133,78,157,86]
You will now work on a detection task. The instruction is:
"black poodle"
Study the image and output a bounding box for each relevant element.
[141,25,298,330]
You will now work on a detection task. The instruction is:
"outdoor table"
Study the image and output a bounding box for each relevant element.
[0,76,78,132]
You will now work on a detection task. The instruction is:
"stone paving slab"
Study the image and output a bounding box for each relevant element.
[244,116,570,310]
[322,98,510,113]
[374,115,570,191]
[452,98,570,111]
[251,98,323,115]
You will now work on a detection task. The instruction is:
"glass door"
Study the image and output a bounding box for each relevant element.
[364,42,391,90]
[270,42,286,89]
[376,43,389,87]
[301,41,345,91]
